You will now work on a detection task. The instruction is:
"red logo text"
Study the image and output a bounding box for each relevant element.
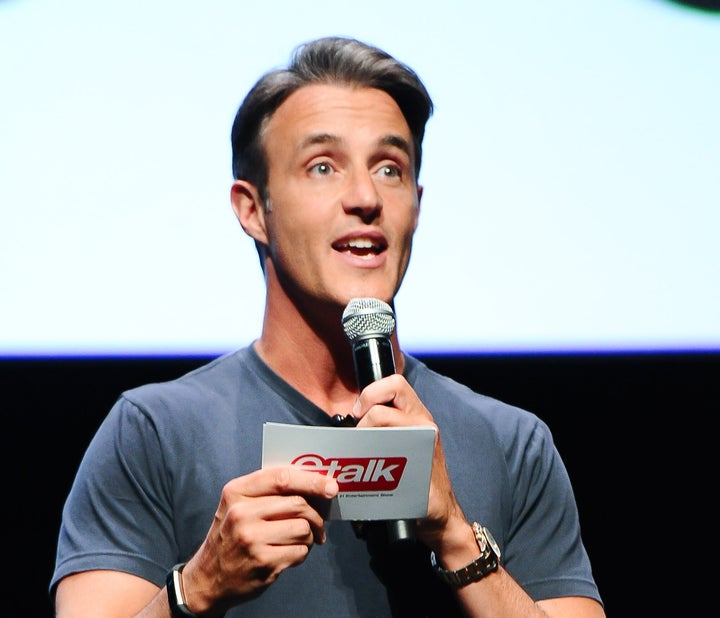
[291,454,406,491]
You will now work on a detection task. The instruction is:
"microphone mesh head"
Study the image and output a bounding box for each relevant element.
[342,297,396,343]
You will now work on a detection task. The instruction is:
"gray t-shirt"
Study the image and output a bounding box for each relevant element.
[51,346,602,616]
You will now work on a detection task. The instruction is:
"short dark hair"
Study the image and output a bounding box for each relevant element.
[230,36,434,204]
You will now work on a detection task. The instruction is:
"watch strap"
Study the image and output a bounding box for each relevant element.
[166,562,198,617]
[430,522,500,587]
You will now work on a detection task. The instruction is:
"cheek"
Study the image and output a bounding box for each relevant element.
[266,216,317,266]
[397,209,419,243]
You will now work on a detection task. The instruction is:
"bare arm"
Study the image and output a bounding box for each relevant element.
[55,570,160,618]
[442,521,606,618]
[54,466,339,617]
[352,375,607,618]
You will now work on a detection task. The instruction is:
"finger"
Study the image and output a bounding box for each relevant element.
[354,376,431,427]
[237,494,329,544]
[220,472,334,545]
[219,528,316,592]
[263,517,315,547]
[351,374,405,418]
[242,539,314,582]
[227,465,339,500]
[227,509,317,547]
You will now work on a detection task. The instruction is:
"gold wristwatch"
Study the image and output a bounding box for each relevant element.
[430,522,501,587]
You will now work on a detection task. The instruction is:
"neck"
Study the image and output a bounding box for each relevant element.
[253,280,404,417]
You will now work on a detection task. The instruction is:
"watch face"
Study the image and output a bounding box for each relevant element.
[483,526,501,561]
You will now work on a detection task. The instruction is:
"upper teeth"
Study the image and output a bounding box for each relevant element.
[347,239,374,249]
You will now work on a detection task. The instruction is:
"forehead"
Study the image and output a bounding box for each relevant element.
[263,83,412,146]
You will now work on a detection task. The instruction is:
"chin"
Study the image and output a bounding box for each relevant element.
[329,279,397,308]
[343,291,393,306]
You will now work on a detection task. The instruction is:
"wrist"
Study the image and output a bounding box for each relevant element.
[166,563,199,617]
[431,519,481,571]
[430,522,501,588]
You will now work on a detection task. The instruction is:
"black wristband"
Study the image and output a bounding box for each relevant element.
[166,562,198,617]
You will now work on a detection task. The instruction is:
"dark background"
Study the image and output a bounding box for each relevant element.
[6,350,717,616]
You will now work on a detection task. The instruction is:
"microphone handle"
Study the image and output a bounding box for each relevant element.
[352,336,416,545]
[351,336,396,390]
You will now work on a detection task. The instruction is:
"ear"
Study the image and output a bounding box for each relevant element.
[413,184,423,230]
[230,180,269,245]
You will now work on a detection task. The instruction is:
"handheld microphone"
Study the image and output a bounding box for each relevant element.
[341,297,416,545]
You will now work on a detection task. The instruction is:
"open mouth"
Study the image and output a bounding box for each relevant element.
[332,238,387,256]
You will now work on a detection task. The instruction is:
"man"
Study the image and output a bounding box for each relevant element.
[51,36,605,617]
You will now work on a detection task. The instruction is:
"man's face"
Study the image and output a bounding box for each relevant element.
[260,83,421,309]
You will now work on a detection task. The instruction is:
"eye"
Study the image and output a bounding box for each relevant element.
[377,164,402,181]
[310,162,334,176]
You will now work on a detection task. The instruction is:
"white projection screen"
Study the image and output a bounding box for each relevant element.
[1,0,719,356]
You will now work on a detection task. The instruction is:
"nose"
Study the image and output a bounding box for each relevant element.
[341,168,382,223]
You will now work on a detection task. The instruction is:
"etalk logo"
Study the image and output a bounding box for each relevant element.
[291,454,407,491]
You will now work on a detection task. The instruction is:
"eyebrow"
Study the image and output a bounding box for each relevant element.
[299,133,341,150]
[381,134,411,157]
[297,133,411,157]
